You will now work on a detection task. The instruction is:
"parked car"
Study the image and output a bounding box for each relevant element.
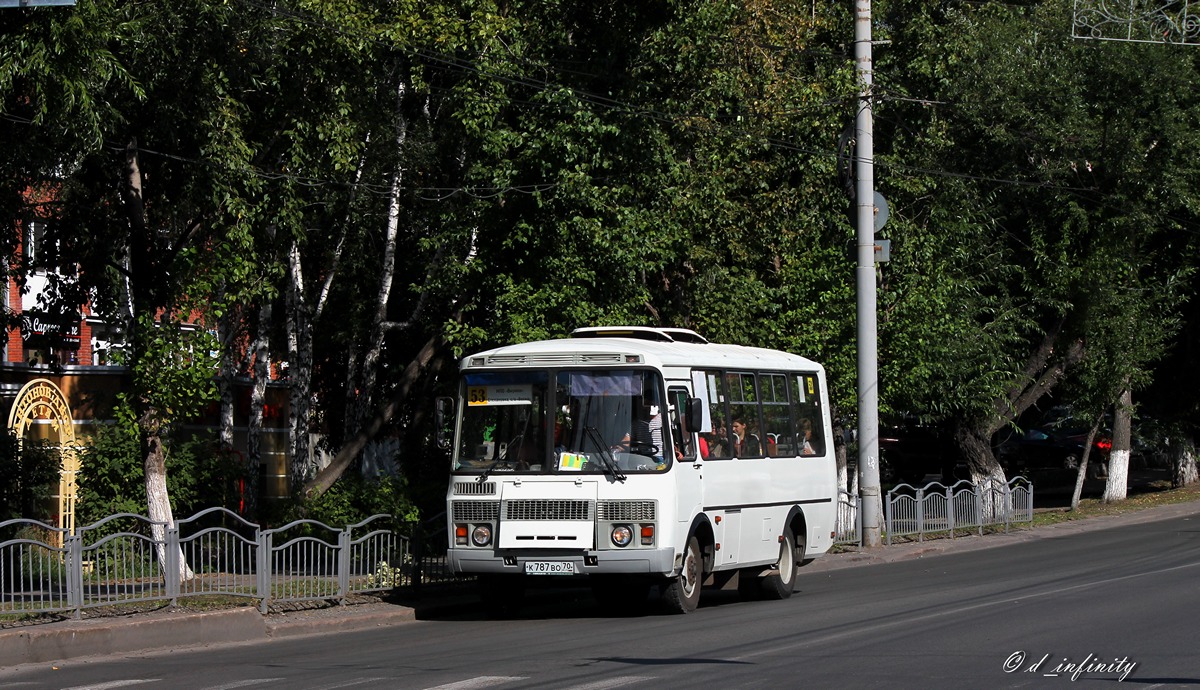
[995,408,1110,479]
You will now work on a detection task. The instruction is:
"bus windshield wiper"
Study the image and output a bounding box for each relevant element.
[584,426,626,482]
[476,459,502,483]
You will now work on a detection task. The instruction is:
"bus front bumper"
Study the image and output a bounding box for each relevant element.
[447,547,677,576]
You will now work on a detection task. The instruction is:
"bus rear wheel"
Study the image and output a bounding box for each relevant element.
[760,530,798,600]
[662,536,703,614]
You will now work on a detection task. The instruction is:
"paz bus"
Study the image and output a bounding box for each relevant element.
[437,326,838,614]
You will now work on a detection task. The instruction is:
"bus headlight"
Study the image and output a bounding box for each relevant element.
[471,524,493,547]
[611,525,634,547]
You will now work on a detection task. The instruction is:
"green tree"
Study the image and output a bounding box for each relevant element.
[874,0,1198,494]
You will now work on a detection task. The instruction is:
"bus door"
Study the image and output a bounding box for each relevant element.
[668,383,703,527]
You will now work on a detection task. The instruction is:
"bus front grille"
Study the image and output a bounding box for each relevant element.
[453,500,500,521]
[504,499,594,521]
[597,500,656,521]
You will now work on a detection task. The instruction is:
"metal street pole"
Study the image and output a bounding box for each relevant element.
[854,0,883,547]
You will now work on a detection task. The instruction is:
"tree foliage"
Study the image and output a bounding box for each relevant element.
[2,0,1199,514]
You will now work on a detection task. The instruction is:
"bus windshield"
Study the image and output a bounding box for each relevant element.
[454,369,671,475]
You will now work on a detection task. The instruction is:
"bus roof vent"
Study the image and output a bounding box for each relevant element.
[570,326,708,344]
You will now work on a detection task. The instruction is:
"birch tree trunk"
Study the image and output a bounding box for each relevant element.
[286,241,314,481]
[248,301,271,504]
[1102,388,1133,503]
[833,418,850,495]
[121,139,192,582]
[142,408,194,582]
[1070,418,1103,511]
[349,78,408,438]
[1173,440,1198,487]
[217,307,238,456]
[956,424,1011,522]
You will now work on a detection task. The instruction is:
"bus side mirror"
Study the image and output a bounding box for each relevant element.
[686,398,704,434]
[435,396,454,451]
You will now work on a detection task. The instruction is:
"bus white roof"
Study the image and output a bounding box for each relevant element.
[460,327,824,372]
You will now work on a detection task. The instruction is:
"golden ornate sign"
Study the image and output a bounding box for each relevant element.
[7,378,79,539]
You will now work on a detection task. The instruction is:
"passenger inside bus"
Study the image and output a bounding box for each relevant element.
[799,418,817,456]
[733,417,762,457]
[705,418,730,459]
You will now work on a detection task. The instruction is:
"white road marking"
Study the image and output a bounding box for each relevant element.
[310,679,390,689]
[564,676,655,689]
[424,677,528,690]
[62,681,160,690]
[204,680,284,690]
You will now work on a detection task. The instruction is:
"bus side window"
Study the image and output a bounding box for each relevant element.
[761,373,794,457]
[792,373,827,457]
[729,372,763,458]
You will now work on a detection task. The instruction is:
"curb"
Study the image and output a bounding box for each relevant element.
[0,603,423,666]
[266,606,417,639]
[0,608,267,666]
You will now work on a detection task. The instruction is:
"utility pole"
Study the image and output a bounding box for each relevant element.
[854,0,883,547]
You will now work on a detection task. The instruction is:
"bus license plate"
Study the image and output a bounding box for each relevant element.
[524,561,576,575]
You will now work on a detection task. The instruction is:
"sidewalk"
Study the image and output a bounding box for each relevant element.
[4,498,1199,668]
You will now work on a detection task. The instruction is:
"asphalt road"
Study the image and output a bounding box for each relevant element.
[2,511,1198,689]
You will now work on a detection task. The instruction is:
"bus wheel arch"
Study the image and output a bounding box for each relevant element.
[662,517,713,614]
[785,506,809,563]
[759,507,807,600]
[688,515,716,573]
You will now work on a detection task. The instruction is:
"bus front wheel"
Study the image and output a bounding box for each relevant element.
[662,536,703,614]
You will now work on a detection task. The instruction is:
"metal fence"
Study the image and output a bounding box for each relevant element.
[884,476,1033,545]
[4,481,1035,619]
[835,489,862,546]
[0,507,456,619]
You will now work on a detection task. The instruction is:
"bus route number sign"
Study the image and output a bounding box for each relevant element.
[467,384,532,406]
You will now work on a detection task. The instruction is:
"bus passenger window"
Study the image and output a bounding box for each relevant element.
[792,373,827,457]
[761,373,794,457]
[728,372,763,458]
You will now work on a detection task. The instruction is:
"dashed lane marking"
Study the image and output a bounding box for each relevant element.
[203,680,284,690]
[62,682,160,690]
[564,676,655,689]
[424,677,528,690]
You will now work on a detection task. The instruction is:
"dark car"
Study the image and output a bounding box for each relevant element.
[995,408,1111,479]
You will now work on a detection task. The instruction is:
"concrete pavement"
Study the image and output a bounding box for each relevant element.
[3,498,1198,668]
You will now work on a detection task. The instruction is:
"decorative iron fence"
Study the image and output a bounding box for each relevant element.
[0,507,454,620]
[884,476,1034,545]
[835,489,862,546]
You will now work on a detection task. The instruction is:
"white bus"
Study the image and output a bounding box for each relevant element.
[438,326,838,614]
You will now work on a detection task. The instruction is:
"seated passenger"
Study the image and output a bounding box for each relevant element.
[800,418,816,455]
[733,418,761,456]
